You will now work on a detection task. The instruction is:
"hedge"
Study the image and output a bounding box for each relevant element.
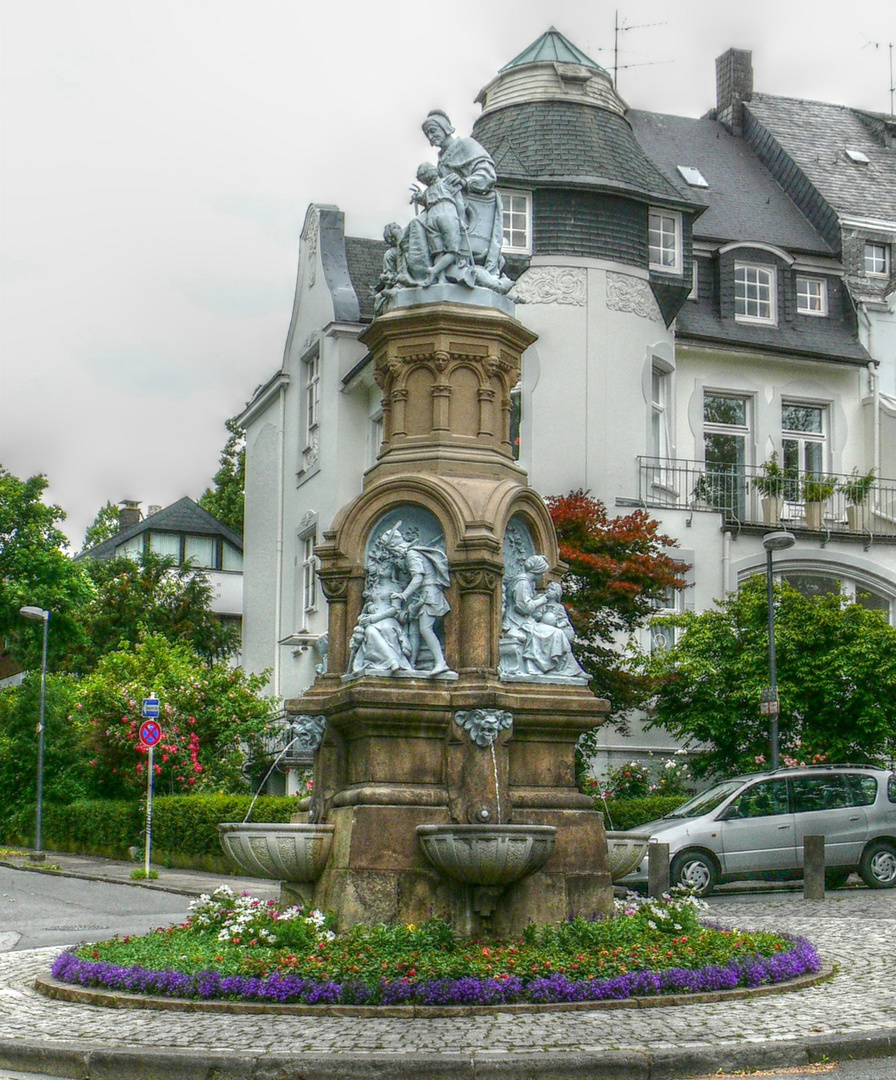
[18,795,298,867]
[596,795,685,832]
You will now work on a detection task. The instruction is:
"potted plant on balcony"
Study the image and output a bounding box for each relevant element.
[839,467,876,532]
[752,452,787,525]
[802,473,837,530]
[691,473,713,510]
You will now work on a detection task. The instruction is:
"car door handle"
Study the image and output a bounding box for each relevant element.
[849,815,861,821]
[777,824,791,830]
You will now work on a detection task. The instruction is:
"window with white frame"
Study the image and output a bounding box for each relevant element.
[796,276,827,316]
[500,190,531,253]
[649,585,682,654]
[703,392,750,515]
[864,241,890,276]
[782,572,893,623]
[649,210,682,272]
[734,263,776,324]
[302,349,321,472]
[650,366,671,462]
[369,409,384,468]
[782,402,826,498]
[300,531,318,620]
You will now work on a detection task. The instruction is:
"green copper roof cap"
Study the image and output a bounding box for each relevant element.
[500,27,608,75]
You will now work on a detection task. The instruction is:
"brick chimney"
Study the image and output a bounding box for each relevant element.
[716,48,753,136]
[118,500,142,531]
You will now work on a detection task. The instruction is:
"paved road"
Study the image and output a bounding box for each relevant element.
[0,866,195,951]
[0,855,893,1079]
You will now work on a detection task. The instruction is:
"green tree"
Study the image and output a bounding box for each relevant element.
[82,501,121,552]
[76,633,278,799]
[546,490,689,724]
[67,551,239,673]
[198,417,245,535]
[644,576,896,777]
[0,467,93,669]
[0,673,91,841]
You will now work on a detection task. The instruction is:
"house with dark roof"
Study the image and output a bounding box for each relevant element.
[238,29,896,773]
[80,497,244,640]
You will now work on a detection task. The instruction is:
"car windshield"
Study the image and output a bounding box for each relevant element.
[664,780,745,818]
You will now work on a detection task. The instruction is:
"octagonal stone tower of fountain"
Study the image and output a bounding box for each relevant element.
[283,112,612,937]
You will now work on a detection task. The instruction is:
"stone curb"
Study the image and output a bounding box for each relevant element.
[33,962,834,1017]
[0,1035,895,1080]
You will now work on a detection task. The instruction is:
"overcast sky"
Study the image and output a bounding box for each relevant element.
[2,0,894,549]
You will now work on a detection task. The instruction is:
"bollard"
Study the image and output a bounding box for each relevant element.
[803,834,825,900]
[648,842,670,897]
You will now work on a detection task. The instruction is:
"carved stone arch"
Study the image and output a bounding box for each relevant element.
[494,489,562,574]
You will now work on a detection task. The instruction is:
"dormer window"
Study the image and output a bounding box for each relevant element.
[649,210,682,273]
[796,276,827,316]
[734,263,776,325]
[864,242,890,277]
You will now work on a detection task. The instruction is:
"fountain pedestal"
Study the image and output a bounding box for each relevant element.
[286,299,613,935]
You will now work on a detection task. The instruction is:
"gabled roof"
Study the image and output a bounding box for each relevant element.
[344,236,387,323]
[745,94,896,224]
[628,110,833,254]
[500,27,608,75]
[80,497,242,562]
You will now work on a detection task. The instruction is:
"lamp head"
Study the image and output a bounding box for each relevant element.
[762,531,796,553]
[19,606,49,622]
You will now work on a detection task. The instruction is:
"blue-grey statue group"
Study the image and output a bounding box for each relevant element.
[374,111,519,313]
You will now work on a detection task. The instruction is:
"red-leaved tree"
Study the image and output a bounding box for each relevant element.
[546,490,689,728]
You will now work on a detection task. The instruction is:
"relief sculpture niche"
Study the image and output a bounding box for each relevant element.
[346,506,457,680]
[498,516,588,683]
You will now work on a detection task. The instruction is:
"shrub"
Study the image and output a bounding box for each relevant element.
[597,795,685,831]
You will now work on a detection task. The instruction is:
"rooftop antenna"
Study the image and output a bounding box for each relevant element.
[612,10,671,90]
[861,36,895,116]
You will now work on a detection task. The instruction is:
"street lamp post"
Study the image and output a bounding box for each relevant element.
[760,532,795,770]
[19,606,50,861]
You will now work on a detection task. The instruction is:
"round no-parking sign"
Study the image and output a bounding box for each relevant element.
[139,720,162,747]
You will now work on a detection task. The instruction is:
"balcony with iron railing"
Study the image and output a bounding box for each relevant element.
[638,458,896,540]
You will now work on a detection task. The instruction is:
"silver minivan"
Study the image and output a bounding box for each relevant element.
[617,765,896,896]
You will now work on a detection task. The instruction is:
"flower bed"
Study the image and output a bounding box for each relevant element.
[52,886,820,1008]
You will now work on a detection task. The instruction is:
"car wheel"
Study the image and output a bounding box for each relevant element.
[858,840,896,889]
[670,850,718,897]
[824,869,850,890]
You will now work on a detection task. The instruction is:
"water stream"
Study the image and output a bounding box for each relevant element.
[243,735,301,823]
[489,742,502,822]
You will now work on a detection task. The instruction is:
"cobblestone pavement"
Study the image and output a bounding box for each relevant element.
[0,887,893,1078]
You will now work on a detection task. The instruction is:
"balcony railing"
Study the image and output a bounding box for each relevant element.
[638,458,896,536]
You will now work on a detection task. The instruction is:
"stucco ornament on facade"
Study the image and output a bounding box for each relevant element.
[373,111,519,313]
[512,266,587,306]
[606,272,662,322]
[303,209,319,289]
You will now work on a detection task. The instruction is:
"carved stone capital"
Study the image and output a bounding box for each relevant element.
[318,572,351,601]
[454,567,501,593]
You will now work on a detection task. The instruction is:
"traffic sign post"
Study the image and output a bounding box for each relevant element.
[140,695,162,877]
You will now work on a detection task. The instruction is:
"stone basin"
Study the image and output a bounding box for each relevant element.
[606,831,650,882]
[218,822,334,882]
[416,824,556,888]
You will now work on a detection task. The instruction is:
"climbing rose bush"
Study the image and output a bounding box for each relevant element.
[75,633,278,798]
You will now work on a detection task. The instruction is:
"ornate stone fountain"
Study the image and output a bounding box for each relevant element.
[248,110,613,935]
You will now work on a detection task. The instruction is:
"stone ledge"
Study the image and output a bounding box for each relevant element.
[34,962,832,1018]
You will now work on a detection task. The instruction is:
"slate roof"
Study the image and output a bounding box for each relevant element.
[745,94,896,223]
[500,27,608,75]
[675,303,870,366]
[628,110,833,254]
[344,236,386,323]
[80,497,242,562]
[473,101,697,210]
